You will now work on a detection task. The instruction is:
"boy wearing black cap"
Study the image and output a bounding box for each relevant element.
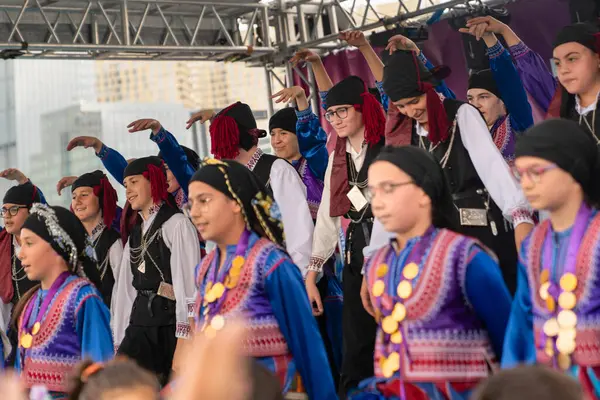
[111,156,200,384]
[70,170,122,309]
[187,102,314,278]
[503,119,600,396]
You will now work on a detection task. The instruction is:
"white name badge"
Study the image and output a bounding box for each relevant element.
[347,186,368,211]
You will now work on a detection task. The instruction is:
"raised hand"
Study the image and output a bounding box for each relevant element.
[385,34,420,55]
[271,86,306,104]
[186,110,216,130]
[464,16,508,35]
[127,119,162,135]
[0,168,28,185]
[56,176,78,196]
[339,30,369,48]
[66,136,103,153]
[289,49,321,68]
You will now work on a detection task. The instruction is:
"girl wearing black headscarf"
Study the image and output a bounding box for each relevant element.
[12,204,113,397]
[350,145,511,400]
[70,170,122,309]
[380,48,534,296]
[187,158,336,400]
[503,119,600,396]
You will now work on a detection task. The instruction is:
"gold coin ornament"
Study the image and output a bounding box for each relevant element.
[211,283,225,299]
[546,297,556,313]
[558,292,577,310]
[396,280,413,299]
[402,263,419,280]
[543,318,559,337]
[376,264,389,278]
[557,353,572,370]
[539,282,550,300]
[558,328,576,341]
[560,273,578,292]
[391,303,407,322]
[540,269,550,284]
[544,345,554,357]
[382,316,399,334]
[31,322,41,336]
[205,281,213,294]
[390,331,403,344]
[210,315,225,331]
[382,361,395,378]
[372,280,385,297]
[557,310,577,329]
[387,352,400,370]
[205,291,216,303]
[556,335,576,354]
[20,334,33,349]
[232,256,245,270]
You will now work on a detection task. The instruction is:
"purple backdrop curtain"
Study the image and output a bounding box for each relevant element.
[292,0,570,150]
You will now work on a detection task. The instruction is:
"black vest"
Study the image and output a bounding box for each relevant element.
[128,205,179,326]
[412,99,484,195]
[94,228,121,308]
[252,153,279,195]
[10,245,37,304]
[563,98,600,144]
[344,138,386,222]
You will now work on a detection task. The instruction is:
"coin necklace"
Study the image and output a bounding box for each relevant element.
[371,226,435,387]
[200,229,250,338]
[538,204,590,370]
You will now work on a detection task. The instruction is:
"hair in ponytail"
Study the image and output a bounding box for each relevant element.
[10,284,41,330]
[69,358,160,400]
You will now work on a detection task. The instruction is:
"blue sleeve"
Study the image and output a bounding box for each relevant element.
[150,127,196,196]
[76,287,115,362]
[319,91,328,111]
[375,81,389,113]
[418,52,455,100]
[264,251,337,400]
[295,108,329,180]
[96,145,128,186]
[465,249,512,358]
[487,41,534,133]
[501,260,536,368]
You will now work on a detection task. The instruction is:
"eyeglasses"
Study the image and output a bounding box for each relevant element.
[511,164,558,184]
[325,107,350,122]
[182,197,213,218]
[0,205,28,218]
[365,181,414,202]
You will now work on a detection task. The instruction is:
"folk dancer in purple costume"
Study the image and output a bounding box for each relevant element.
[111,156,200,385]
[269,85,344,383]
[353,146,511,400]
[13,205,113,398]
[503,119,600,398]
[187,158,337,400]
[68,171,123,310]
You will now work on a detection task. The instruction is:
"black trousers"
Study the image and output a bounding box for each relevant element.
[339,222,378,399]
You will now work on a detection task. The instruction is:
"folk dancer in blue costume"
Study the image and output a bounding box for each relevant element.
[187,158,337,400]
[13,204,113,398]
[269,86,344,384]
[111,157,200,385]
[353,146,511,400]
[68,171,123,310]
[0,170,48,367]
[187,102,314,278]
[503,119,600,398]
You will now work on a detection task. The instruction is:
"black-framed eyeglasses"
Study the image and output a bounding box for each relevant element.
[1,205,28,218]
[325,107,350,122]
[365,181,414,202]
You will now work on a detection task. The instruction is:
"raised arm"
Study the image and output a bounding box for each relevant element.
[290,49,334,92]
[67,136,128,186]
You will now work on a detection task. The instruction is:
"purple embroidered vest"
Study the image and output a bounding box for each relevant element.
[19,277,89,393]
[524,215,600,368]
[195,236,289,357]
[366,229,497,382]
[294,158,324,220]
[491,115,516,165]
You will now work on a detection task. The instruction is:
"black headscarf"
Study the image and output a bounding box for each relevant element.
[268,108,297,135]
[373,145,459,231]
[324,75,368,109]
[158,145,200,170]
[190,159,286,247]
[21,204,102,288]
[72,170,118,227]
[468,69,502,100]
[515,118,600,204]
[553,22,599,53]
[3,181,42,206]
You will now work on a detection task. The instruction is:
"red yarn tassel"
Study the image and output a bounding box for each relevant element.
[359,90,386,146]
[423,84,450,145]
[143,164,168,205]
[94,177,118,227]
[210,114,240,159]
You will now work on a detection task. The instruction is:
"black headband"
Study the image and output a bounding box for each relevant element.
[553,22,599,53]
[269,107,297,135]
[123,156,165,178]
[468,69,502,100]
[325,76,367,109]
[3,181,42,206]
